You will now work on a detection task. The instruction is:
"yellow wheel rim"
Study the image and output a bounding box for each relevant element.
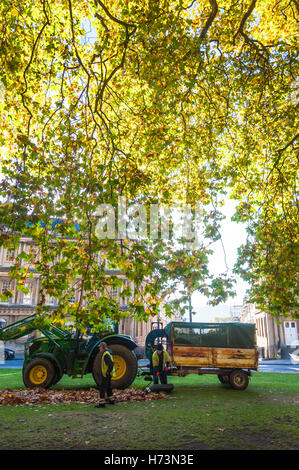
[112,355,126,381]
[29,365,48,385]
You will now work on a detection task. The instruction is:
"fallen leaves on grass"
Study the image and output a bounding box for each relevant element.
[0,388,169,406]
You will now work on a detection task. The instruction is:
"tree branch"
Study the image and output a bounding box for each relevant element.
[94,0,136,29]
[21,0,50,162]
[183,0,218,61]
[233,0,269,63]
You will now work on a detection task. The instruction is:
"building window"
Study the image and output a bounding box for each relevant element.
[22,283,34,305]
[120,280,129,306]
[111,287,118,301]
[284,321,298,346]
[2,280,13,291]
[0,280,14,304]
[68,295,76,305]
[28,245,39,264]
[5,249,16,263]
[45,296,57,306]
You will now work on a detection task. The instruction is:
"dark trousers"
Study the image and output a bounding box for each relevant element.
[153,368,167,385]
[99,376,113,400]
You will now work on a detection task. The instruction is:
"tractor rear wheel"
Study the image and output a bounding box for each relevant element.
[92,344,137,390]
[51,368,63,387]
[23,358,56,389]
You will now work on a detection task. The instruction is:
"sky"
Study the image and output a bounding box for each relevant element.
[191,198,249,322]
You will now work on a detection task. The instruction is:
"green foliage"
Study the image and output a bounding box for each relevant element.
[0,0,298,324]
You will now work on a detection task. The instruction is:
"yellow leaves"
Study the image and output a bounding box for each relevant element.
[122,260,133,270]
[253,0,298,44]
[191,17,202,31]
[70,302,79,309]
[0,0,297,324]
[10,8,19,16]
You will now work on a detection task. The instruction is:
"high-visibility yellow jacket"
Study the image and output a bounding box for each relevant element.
[101,350,116,378]
[152,350,170,369]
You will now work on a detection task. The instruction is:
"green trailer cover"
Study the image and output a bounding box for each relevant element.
[164,322,256,349]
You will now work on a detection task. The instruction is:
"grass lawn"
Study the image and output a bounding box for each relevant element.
[0,369,298,450]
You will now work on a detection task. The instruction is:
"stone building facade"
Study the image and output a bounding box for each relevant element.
[240,301,299,359]
[0,239,182,354]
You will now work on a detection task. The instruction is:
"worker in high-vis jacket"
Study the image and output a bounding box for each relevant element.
[95,342,116,408]
[152,343,171,385]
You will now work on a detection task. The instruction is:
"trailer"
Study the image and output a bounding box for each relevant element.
[145,321,258,390]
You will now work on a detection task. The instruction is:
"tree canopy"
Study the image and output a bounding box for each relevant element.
[0,0,298,327]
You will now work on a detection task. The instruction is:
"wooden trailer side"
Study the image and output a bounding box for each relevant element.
[210,347,258,370]
[168,323,258,371]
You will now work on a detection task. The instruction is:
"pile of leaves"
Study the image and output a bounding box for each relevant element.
[0,387,169,406]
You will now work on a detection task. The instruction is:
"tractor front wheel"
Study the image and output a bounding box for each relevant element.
[23,358,56,389]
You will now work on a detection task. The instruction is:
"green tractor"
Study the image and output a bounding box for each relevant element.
[0,314,138,389]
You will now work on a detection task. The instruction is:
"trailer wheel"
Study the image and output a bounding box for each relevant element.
[92,344,137,390]
[23,358,56,389]
[229,369,249,390]
[218,374,229,384]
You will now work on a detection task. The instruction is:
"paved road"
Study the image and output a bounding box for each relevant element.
[256,359,299,374]
[1,356,298,373]
[0,354,24,369]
